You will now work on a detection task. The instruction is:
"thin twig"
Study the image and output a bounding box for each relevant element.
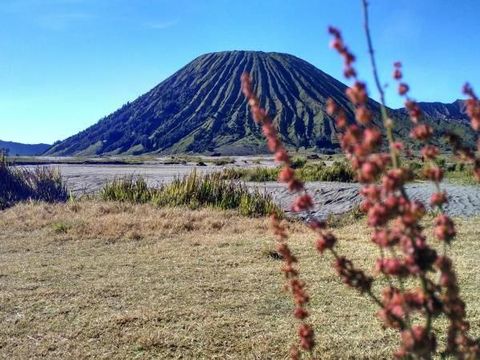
[362,0,386,109]
[361,0,400,168]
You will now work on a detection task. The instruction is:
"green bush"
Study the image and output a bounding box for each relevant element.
[52,221,71,234]
[218,160,356,183]
[100,171,281,217]
[99,176,153,203]
[212,158,235,166]
[434,157,447,168]
[0,156,68,209]
[290,157,307,169]
[219,167,279,182]
[403,156,477,184]
[297,161,355,182]
[445,163,455,172]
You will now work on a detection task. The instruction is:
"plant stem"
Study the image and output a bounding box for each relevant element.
[361,0,399,169]
[380,247,393,287]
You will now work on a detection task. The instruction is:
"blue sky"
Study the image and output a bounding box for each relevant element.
[1,0,479,144]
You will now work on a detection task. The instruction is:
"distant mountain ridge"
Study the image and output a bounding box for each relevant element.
[45,51,475,156]
[402,100,469,122]
[0,140,50,156]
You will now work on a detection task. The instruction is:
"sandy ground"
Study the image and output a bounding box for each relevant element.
[254,181,480,219]
[20,163,480,219]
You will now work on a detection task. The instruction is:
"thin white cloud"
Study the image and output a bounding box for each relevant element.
[145,19,178,30]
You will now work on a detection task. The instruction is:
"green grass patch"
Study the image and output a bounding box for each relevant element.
[219,167,279,182]
[218,160,356,183]
[443,162,478,185]
[100,171,281,217]
[211,157,236,166]
[404,158,478,185]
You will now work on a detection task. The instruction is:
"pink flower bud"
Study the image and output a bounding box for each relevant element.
[355,106,372,124]
[393,68,402,80]
[315,232,337,253]
[398,83,409,95]
[424,166,444,182]
[421,145,439,160]
[291,194,313,212]
[430,192,448,207]
[346,82,368,105]
[298,324,315,350]
[293,307,308,319]
[410,124,433,141]
[363,128,381,149]
[326,98,337,116]
[343,66,357,78]
[274,148,289,163]
[359,161,379,183]
[376,258,409,276]
[434,215,456,242]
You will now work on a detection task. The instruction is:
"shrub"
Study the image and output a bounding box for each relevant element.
[100,171,281,217]
[404,157,477,184]
[434,156,447,168]
[240,2,480,356]
[219,167,279,182]
[297,161,355,182]
[28,167,69,203]
[290,157,307,169]
[52,221,71,234]
[212,157,235,166]
[163,157,187,165]
[0,156,68,209]
[100,176,153,203]
[218,161,355,183]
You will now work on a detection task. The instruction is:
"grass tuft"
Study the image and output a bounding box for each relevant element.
[100,171,281,217]
[404,157,479,185]
[0,155,68,209]
[219,160,356,183]
[99,176,153,203]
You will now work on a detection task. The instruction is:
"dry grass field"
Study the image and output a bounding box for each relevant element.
[0,201,479,359]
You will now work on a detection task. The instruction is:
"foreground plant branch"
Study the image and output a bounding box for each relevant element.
[241,73,316,357]
[241,1,480,358]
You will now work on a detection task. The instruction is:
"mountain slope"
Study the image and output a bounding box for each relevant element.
[0,140,50,156]
[398,100,468,122]
[46,51,475,156]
